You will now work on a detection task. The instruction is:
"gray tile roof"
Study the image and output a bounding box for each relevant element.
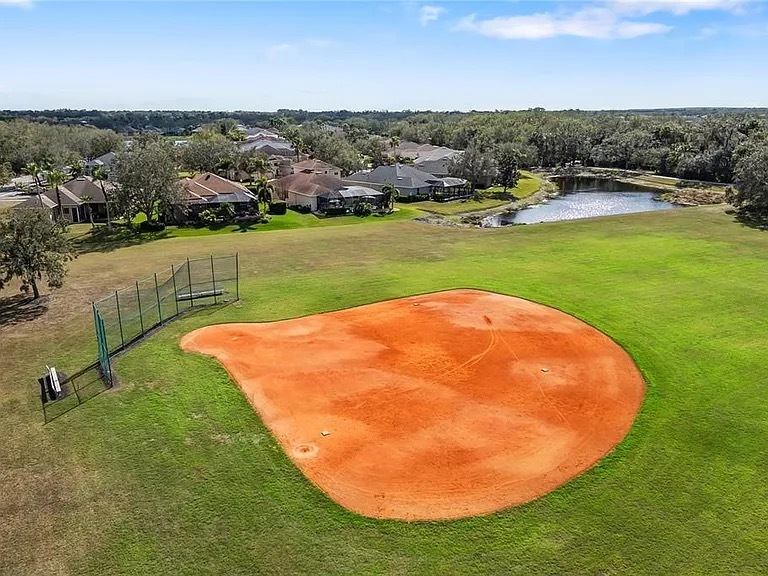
[346,164,437,189]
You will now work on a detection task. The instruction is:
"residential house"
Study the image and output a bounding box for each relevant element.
[396,141,461,177]
[85,151,117,175]
[11,194,58,219]
[272,173,383,213]
[177,173,257,219]
[14,177,114,223]
[290,159,342,178]
[238,138,295,158]
[344,164,468,200]
[239,126,281,140]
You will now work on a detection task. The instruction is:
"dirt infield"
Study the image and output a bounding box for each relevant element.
[180,289,645,520]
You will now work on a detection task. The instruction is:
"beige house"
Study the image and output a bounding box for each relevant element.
[273,172,382,213]
[290,159,342,178]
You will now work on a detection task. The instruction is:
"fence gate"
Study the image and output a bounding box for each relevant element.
[93,303,113,386]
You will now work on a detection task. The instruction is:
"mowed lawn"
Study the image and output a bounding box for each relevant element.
[418,171,541,216]
[1,206,767,574]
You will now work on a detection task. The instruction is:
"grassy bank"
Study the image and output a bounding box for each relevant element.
[1,206,767,574]
[67,206,422,250]
[418,171,541,216]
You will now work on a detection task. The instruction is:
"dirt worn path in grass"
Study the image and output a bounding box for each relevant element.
[181,289,645,520]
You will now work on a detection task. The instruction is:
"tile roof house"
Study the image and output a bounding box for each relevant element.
[85,151,117,175]
[14,177,115,223]
[272,172,382,213]
[396,142,461,177]
[344,164,468,199]
[240,126,281,140]
[180,173,257,206]
[238,138,295,158]
[290,159,342,178]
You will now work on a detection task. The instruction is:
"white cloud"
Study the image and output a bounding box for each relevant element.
[419,5,445,26]
[265,43,295,58]
[454,0,750,41]
[697,26,719,37]
[611,0,745,16]
[455,7,671,40]
[306,38,338,49]
[0,0,32,6]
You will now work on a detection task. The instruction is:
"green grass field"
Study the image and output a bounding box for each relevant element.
[2,206,767,574]
[68,206,422,249]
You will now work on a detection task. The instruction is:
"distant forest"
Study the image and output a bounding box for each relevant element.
[1,108,767,185]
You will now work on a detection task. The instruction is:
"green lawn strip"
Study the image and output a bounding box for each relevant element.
[69,206,422,249]
[478,171,541,200]
[416,172,541,216]
[415,198,509,215]
[3,207,768,574]
[168,205,420,237]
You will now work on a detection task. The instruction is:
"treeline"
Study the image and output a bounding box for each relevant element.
[378,111,768,184]
[0,120,122,176]
[3,109,768,186]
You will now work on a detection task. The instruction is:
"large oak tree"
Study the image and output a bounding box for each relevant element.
[0,209,75,299]
[114,135,181,224]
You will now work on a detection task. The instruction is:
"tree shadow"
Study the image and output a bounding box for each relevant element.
[729,209,768,231]
[72,225,170,254]
[0,293,49,327]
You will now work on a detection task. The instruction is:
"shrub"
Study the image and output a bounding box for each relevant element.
[353,201,373,217]
[139,220,166,232]
[198,208,218,226]
[323,206,348,216]
[216,202,235,220]
[268,200,287,215]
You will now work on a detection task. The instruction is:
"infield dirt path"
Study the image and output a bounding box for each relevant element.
[181,289,645,520]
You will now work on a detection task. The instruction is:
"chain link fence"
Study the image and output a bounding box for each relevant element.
[41,254,239,422]
[94,254,239,355]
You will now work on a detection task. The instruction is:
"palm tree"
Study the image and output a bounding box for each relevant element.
[69,159,85,179]
[80,194,95,228]
[246,156,270,182]
[91,166,112,230]
[389,135,401,164]
[215,157,236,180]
[45,168,66,223]
[252,177,274,213]
[381,183,399,213]
[24,161,45,207]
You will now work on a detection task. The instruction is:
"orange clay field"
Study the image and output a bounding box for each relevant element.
[180,289,645,521]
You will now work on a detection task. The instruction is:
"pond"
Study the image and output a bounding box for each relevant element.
[482,177,677,227]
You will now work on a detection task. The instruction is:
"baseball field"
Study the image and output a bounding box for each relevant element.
[1,205,767,574]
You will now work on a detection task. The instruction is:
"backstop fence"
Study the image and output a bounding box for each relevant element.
[93,254,239,356]
[40,253,240,422]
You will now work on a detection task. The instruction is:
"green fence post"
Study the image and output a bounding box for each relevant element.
[171,264,180,316]
[136,281,145,335]
[187,258,193,308]
[154,272,163,323]
[210,255,218,305]
[235,252,239,301]
[115,290,125,349]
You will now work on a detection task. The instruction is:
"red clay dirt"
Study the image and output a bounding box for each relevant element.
[180,289,645,521]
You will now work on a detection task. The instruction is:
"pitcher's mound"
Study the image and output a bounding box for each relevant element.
[181,289,645,520]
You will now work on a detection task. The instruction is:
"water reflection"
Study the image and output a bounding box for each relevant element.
[483,178,677,227]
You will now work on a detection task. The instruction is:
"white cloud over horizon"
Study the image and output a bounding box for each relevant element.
[419,5,445,26]
[456,8,671,40]
[455,0,748,41]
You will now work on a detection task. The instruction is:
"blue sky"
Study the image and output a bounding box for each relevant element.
[1,1,767,111]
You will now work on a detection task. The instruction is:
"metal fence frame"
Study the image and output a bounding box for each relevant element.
[39,253,240,422]
[93,253,239,357]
